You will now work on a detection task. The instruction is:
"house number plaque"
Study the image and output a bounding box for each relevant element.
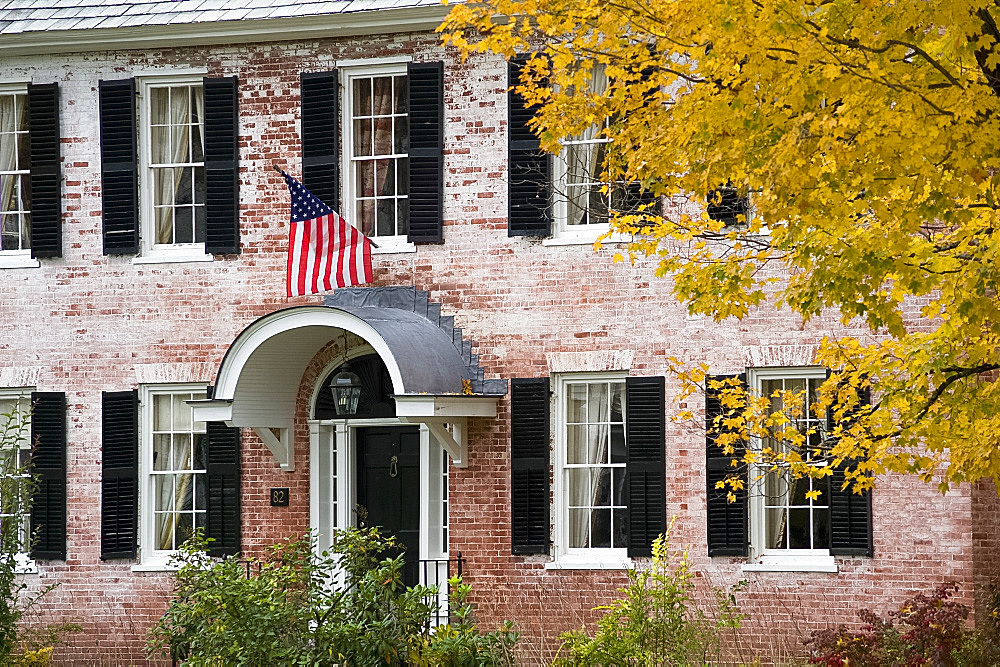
[270,488,290,507]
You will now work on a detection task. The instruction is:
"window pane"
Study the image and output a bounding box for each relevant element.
[587,425,608,464]
[193,433,207,470]
[588,383,609,421]
[396,199,408,236]
[353,119,372,156]
[176,513,193,546]
[566,384,588,423]
[787,508,810,549]
[592,468,611,506]
[612,468,626,505]
[568,509,589,548]
[357,199,375,237]
[153,435,171,471]
[356,161,375,198]
[590,509,611,548]
[397,158,409,195]
[176,473,194,511]
[352,77,372,116]
[612,508,628,548]
[153,394,172,430]
[376,198,394,237]
[174,207,193,243]
[566,425,587,464]
[154,476,174,511]
[610,424,626,464]
[393,116,408,154]
[393,75,408,113]
[567,468,588,508]
[765,506,786,549]
[171,126,191,164]
[155,512,174,550]
[172,434,192,470]
[813,509,830,549]
[789,477,808,506]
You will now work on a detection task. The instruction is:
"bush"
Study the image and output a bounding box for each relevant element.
[146,527,518,666]
[552,527,744,666]
[806,581,1000,666]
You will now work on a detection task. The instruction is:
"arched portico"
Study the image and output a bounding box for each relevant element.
[189,302,504,471]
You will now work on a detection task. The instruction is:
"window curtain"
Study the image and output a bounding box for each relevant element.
[0,95,29,250]
[153,88,203,244]
[569,383,611,547]
[356,77,396,236]
[564,66,609,226]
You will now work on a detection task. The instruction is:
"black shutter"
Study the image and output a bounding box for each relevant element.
[205,422,241,557]
[511,378,549,554]
[29,392,66,559]
[99,79,139,255]
[706,373,749,557]
[407,62,444,244]
[101,390,138,560]
[829,384,873,556]
[300,71,339,210]
[508,56,551,236]
[203,76,240,255]
[625,376,666,558]
[27,83,62,259]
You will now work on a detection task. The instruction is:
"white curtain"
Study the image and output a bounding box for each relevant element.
[0,94,28,250]
[153,87,203,244]
[569,383,610,548]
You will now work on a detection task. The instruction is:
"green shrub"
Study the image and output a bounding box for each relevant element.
[146,527,518,666]
[552,527,744,666]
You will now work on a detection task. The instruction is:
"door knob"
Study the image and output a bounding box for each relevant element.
[389,455,399,478]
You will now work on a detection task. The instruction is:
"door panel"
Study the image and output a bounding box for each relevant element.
[357,426,420,586]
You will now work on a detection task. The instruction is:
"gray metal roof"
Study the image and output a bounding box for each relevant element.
[0,0,441,35]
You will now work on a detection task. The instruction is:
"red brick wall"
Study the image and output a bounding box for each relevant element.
[0,28,987,664]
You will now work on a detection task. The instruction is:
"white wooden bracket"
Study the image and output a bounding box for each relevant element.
[252,426,294,471]
[401,417,468,468]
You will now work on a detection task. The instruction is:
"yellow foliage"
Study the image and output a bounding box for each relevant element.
[441,0,1000,491]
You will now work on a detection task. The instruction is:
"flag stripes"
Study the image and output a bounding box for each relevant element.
[286,213,373,297]
[280,169,373,297]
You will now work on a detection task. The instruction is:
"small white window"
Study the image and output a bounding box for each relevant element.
[139,385,207,565]
[551,373,631,568]
[0,390,35,572]
[138,77,209,262]
[745,367,836,573]
[551,66,612,244]
[0,86,32,261]
[342,65,412,252]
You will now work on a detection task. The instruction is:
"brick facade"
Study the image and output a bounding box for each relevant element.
[0,16,994,664]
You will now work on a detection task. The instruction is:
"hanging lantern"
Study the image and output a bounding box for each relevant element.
[331,363,362,416]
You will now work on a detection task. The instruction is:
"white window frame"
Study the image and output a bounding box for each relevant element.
[0,388,36,573]
[340,63,415,255]
[135,383,208,570]
[0,83,38,270]
[548,372,632,570]
[134,74,213,265]
[742,367,837,574]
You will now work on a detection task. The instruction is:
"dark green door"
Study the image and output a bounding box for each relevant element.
[357,426,421,587]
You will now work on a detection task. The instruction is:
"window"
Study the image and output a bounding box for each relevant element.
[554,374,629,562]
[0,391,33,571]
[746,367,835,571]
[140,386,207,563]
[138,77,207,259]
[0,87,30,255]
[706,185,753,228]
[552,66,612,241]
[342,66,410,249]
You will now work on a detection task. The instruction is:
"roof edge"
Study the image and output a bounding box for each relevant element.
[0,5,451,57]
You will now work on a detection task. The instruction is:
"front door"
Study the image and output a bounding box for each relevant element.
[356,426,421,586]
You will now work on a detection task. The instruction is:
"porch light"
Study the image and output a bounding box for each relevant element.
[331,364,362,416]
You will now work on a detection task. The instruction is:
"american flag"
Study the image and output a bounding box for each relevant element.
[280,170,373,297]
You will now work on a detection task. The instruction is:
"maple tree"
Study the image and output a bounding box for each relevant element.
[441,1,1000,491]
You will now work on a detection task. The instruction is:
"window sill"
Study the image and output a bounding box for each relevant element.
[544,556,634,571]
[0,253,40,269]
[133,250,214,265]
[131,560,181,573]
[14,556,37,575]
[741,554,838,573]
[541,231,631,247]
[371,239,416,255]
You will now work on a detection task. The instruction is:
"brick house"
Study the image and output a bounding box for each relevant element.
[0,0,997,662]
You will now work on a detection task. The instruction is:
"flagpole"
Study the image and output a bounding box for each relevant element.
[273,164,380,248]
